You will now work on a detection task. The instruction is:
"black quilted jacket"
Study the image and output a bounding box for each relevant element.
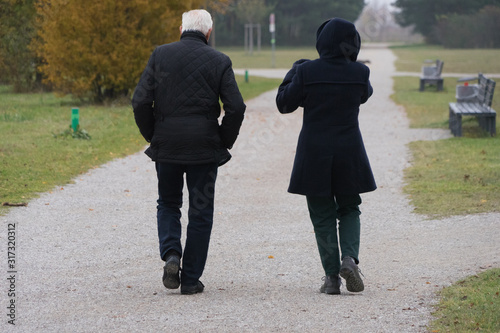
[132,31,246,166]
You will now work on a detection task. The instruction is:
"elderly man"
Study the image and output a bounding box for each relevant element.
[132,9,245,295]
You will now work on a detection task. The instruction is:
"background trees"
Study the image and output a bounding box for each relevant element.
[355,2,423,44]
[274,0,365,46]
[394,0,500,46]
[0,0,39,92]
[433,5,500,48]
[35,0,205,102]
[214,0,365,46]
[4,0,499,102]
[1,0,365,101]
[1,0,231,101]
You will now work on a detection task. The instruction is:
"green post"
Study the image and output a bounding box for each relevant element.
[71,108,79,132]
[245,69,249,83]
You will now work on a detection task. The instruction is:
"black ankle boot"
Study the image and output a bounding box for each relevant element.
[320,275,341,294]
[162,252,180,289]
[340,256,364,292]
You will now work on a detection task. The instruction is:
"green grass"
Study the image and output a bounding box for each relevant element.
[391,56,500,217]
[392,76,500,131]
[0,75,282,215]
[392,75,500,217]
[429,268,500,333]
[0,87,145,214]
[392,45,500,333]
[235,75,282,98]
[391,44,500,73]
[219,47,318,69]
[405,139,500,217]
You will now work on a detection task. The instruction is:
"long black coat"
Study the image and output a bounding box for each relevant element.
[276,18,376,196]
[132,31,246,166]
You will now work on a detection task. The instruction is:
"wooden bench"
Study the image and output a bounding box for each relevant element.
[449,73,496,137]
[420,59,444,91]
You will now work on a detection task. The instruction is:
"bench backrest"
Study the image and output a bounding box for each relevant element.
[436,60,444,76]
[421,59,444,78]
[478,73,496,108]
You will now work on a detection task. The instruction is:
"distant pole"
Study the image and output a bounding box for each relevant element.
[269,13,276,68]
[257,24,261,52]
[249,24,253,55]
[244,24,248,53]
[71,108,79,132]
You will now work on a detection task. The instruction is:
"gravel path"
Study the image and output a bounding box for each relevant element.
[2,46,499,332]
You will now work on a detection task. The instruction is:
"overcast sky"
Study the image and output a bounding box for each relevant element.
[366,0,395,7]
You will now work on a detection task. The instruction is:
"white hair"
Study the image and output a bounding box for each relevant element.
[181,9,213,35]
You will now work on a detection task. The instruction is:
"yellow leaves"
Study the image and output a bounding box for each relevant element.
[36,0,205,100]
[205,0,233,15]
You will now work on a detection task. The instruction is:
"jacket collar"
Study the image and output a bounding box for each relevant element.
[180,31,208,45]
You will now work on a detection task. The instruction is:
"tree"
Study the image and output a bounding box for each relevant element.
[234,0,274,24]
[393,0,500,43]
[214,0,365,46]
[0,0,39,92]
[434,5,500,48]
[275,0,365,45]
[355,2,423,43]
[35,0,214,102]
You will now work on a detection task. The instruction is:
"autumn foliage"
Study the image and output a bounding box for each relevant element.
[0,0,38,91]
[35,0,213,102]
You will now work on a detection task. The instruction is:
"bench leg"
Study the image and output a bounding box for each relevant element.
[437,79,444,91]
[485,115,496,136]
[492,114,497,136]
[449,108,453,131]
[476,115,496,136]
[419,79,425,92]
[455,114,463,137]
[449,107,461,136]
[449,110,462,137]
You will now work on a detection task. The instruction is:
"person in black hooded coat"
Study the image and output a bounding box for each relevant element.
[276,18,376,295]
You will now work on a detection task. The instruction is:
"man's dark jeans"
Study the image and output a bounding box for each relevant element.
[156,162,218,286]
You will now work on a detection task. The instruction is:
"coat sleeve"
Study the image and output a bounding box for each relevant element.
[276,60,307,114]
[360,66,373,104]
[132,49,156,143]
[219,64,246,149]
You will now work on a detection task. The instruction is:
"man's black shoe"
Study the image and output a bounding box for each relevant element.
[181,281,205,295]
[162,253,180,289]
[339,256,364,292]
[320,275,341,295]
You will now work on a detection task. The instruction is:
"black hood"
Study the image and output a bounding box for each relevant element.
[315,18,361,62]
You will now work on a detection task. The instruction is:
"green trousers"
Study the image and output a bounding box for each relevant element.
[306,194,361,276]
